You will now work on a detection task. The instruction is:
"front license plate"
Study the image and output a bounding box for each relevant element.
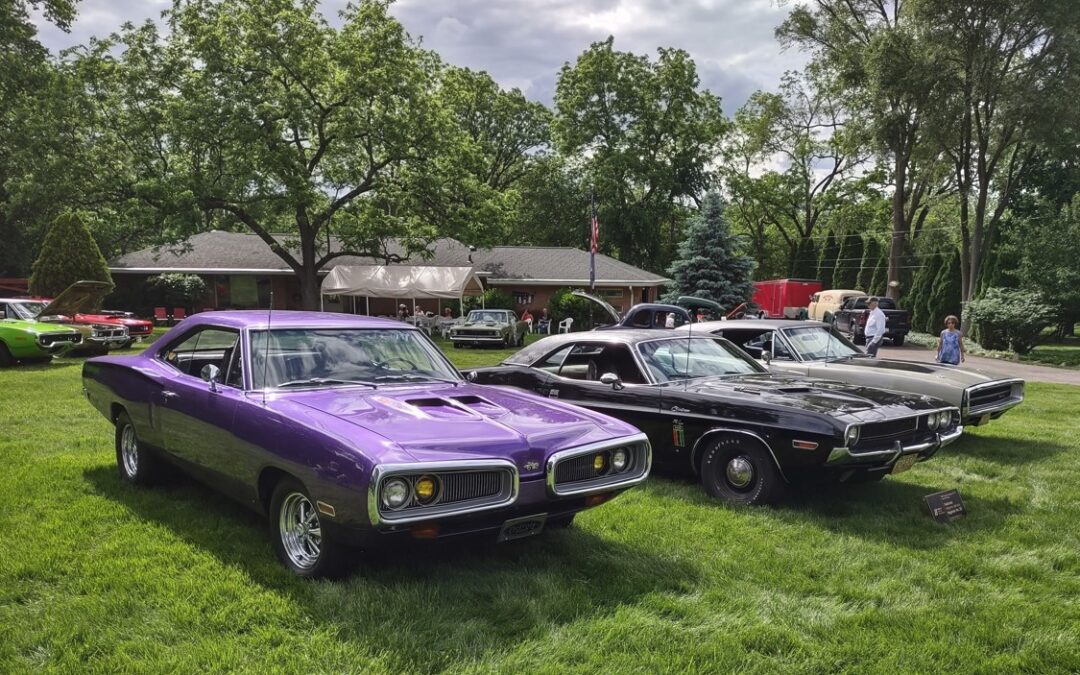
[892,453,919,474]
[497,514,547,542]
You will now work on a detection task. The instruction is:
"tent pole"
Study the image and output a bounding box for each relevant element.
[320,293,324,312]
[365,295,370,316]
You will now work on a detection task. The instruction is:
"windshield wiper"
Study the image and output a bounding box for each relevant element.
[276,377,379,389]
[374,373,461,386]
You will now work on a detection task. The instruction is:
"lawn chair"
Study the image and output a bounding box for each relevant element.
[525,318,534,333]
[153,307,169,326]
[558,317,574,334]
[172,307,187,324]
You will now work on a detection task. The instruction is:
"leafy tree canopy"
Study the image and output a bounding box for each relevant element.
[28,210,112,296]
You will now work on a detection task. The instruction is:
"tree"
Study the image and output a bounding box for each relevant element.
[663,194,755,309]
[831,231,863,290]
[1008,196,1080,337]
[70,0,510,309]
[779,1,949,301]
[28,211,112,296]
[553,37,728,272]
[815,230,840,289]
[724,69,864,276]
[915,0,1080,330]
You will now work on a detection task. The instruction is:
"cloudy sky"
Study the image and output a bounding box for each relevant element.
[32,0,808,114]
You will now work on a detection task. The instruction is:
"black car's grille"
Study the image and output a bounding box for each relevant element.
[456,329,499,337]
[438,471,504,505]
[861,417,918,440]
[969,383,1014,410]
[38,333,79,346]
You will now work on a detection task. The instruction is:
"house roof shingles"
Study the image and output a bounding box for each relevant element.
[109,231,670,286]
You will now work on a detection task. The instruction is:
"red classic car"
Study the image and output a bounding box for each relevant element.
[73,311,153,346]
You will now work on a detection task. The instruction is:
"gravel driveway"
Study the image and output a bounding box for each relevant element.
[877,343,1080,386]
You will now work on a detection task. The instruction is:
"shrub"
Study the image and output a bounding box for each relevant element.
[28,211,112,297]
[963,288,1058,355]
[549,287,599,331]
[463,288,515,313]
[148,274,208,310]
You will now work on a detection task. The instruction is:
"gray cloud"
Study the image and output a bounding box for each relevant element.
[31,0,807,113]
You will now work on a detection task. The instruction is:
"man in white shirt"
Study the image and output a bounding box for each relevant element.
[864,297,887,357]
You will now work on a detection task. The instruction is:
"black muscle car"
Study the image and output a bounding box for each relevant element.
[466,331,962,505]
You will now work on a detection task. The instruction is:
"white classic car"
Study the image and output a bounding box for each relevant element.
[692,319,1024,426]
[449,309,529,348]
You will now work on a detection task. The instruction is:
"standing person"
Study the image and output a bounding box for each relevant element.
[864,297,887,357]
[936,315,965,365]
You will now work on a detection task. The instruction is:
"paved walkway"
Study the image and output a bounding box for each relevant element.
[877,343,1080,386]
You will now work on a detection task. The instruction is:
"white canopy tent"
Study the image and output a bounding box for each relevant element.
[319,265,485,315]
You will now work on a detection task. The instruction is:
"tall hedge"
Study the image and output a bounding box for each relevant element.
[925,250,962,334]
[28,211,112,297]
[816,231,839,289]
[832,233,863,290]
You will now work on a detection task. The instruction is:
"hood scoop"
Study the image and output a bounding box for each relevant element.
[401,395,508,420]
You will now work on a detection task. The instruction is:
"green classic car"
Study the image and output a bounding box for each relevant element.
[0,313,82,366]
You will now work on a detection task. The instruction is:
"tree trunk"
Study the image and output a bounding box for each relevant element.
[887,152,907,301]
[297,226,321,310]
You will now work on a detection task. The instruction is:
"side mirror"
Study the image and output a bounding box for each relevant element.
[761,350,771,365]
[599,372,624,390]
[200,363,221,392]
[465,370,478,382]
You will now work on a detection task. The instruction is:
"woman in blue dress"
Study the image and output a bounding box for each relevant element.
[936,315,965,365]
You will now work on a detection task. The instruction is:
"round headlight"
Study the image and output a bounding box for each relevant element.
[927,413,940,431]
[414,475,438,504]
[846,426,860,446]
[940,411,953,428]
[593,453,607,474]
[611,448,629,472]
[380,477,411,510]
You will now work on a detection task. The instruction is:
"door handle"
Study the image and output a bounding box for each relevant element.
[162,390,179,403]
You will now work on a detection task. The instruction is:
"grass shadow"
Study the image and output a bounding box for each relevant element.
[777,476,1021,549]
[944,433,1067,465]
[83,466,698,667]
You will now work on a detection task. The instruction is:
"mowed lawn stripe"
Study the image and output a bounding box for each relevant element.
[0,345,1078,673]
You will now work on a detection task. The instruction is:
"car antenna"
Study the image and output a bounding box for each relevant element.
[261,290,273,406]
[685,305,692,389]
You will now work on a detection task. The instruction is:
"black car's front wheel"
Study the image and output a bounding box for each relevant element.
[699,435,785,505]
[269,478,348,578]
[114,411,164,486]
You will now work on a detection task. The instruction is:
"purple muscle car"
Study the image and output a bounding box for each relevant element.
[83,311,651,577]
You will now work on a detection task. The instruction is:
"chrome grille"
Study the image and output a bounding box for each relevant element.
[969,383,1013,409]
[38,333,80,346]
[555,452,612,485]
[456,329,499,337]
[861,417,918,440]
[439,471,503,505]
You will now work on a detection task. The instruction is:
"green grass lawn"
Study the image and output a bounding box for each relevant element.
[1,343,1079,672]
[1023,342,1080,369]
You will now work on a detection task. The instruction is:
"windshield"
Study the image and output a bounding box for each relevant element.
[467,310,509,323]
[637,337,764,382]
[8,302,45,320]
[249,328,460,389]
[782,326,861,361]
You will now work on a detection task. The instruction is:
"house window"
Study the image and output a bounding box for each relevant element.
[512,291,534,305]
[598,289,624,299]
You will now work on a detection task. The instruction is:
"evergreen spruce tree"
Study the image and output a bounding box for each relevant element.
[833,233,863,290]
[856,238,878,291]
[869,242,888,296]
[28,211,113,297]
[663,193,755,309]
[816,231,840,289]
[905,253,933,332]
[926,250,962,333]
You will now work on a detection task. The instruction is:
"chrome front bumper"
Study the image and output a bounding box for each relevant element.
[826,426,964,466]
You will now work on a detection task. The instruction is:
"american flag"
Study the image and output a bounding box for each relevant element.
[589,193,598,289]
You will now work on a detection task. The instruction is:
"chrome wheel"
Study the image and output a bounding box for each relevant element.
[725,456,754,489]
[120,424,138,477]
[278,492,322,570]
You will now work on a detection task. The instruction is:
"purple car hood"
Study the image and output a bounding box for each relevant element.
[268,383,633,479]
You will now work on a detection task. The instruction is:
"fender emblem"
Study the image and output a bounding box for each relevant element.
[670,406,690,413]
[523,460,540,471]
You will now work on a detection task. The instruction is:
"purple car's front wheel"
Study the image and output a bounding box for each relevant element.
[269,478,348,578]
[278,492,322,571]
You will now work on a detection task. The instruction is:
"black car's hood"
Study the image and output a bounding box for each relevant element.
[672,373,941,419]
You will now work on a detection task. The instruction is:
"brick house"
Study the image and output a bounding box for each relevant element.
[107,231,670,316]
